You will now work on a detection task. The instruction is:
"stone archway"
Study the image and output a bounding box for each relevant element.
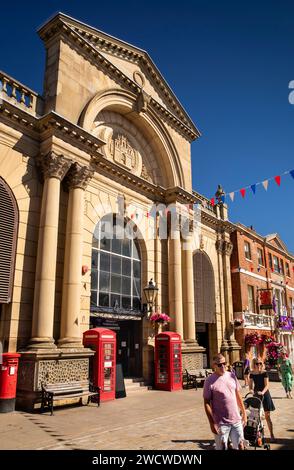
[79,88,185,189]
[193,250,216,366]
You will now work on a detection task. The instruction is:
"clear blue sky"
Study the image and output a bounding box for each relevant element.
[1,1,294,251]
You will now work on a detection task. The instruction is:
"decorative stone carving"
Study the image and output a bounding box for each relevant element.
[140,163,153,182]
[136,90,151,114]
[65,162,94,190]
[216,238,233,256]
[223,240,233,256]
[92,111,157,184]
[216,239,224,253]
[110,133,139,171]
[37,151,72,180]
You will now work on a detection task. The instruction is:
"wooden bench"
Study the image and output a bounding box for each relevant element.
[41,381,100,415]
[183,369,212,390]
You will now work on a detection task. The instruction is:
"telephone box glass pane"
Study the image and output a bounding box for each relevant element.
[104,367,112,391]
[103,343,114,391]
[172,344,181,383]
[157,344,168,383]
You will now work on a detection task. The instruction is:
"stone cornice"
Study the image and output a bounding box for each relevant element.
[37,14,200,142]
[91,154,166,202]
[165,187,198,205]
[0,98,202,204]
[37,112,106,157]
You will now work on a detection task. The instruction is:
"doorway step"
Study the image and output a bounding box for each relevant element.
[124,378,150,394]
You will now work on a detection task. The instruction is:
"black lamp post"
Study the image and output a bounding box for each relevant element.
[143,278,159,317]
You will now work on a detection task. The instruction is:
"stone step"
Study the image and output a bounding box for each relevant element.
[124,377,149,393]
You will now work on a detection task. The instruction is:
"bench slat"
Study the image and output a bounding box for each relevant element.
[41,381,100,415]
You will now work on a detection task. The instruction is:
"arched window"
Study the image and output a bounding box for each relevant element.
[193,250,216,323]
[91,214,141,312]
[0,177,18,303]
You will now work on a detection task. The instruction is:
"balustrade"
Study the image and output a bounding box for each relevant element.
[0,70,43,115]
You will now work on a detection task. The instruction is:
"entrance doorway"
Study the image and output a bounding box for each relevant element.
[90,316,142,378]
[196,322,209,367]
[117,320,142,377]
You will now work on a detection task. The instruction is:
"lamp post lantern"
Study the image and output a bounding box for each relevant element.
[143,278,159,317]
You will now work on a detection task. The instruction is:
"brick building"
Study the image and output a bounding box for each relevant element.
[230,224,294,363]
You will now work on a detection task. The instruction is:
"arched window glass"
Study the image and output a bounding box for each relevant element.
[91,215,141,311]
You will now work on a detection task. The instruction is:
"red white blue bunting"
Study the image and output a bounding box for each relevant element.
[210,169,294,205]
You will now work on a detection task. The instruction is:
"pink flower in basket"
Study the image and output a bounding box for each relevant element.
[150,312,171,324]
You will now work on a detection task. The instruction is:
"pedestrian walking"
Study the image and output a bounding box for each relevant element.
[243,353,250,388]
[203,353,247,450]
[248,358,276,442]
[278,351,293,399]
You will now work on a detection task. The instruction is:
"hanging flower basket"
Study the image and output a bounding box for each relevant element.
[245,333,263,346]
[149,312,171,328]
[265,341,284,368]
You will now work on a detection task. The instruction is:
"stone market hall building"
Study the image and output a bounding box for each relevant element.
[0,13,239,409]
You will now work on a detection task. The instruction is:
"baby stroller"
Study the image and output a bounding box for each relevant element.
[243,392,270,450]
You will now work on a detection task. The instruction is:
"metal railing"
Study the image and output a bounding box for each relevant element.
[234,311,273,329]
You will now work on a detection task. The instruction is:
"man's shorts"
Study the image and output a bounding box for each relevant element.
[214,420,244,450]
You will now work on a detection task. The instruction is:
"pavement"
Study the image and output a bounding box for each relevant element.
[0,382,293,451]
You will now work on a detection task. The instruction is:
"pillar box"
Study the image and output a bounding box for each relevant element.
[0,353,21,412]
[155,332,182,391]
[83,328,116,402]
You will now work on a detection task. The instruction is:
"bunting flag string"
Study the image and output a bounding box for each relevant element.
[212,168,294,204]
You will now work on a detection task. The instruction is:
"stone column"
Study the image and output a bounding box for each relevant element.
[58,163,94,348]
[168,229,184,339]
[29,152,71,349]
[182,231,196,343]
[220,236,241,363]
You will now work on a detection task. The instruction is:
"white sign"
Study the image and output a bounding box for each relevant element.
[104,361,112,367]
[121,341,127,347]
[9,366,15,375]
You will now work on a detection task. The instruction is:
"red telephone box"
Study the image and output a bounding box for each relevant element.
[155,332,182,391]
[83,328,116,402]
[0,353,21,412]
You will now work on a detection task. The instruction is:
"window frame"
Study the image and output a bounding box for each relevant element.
[244,241,251,261]
[91,216,141,312]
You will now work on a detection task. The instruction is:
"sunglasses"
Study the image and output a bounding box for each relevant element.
[216,362,226,368]
[255,362,263,365]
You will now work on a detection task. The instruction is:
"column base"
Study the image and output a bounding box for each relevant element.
[27,337,57,349]
[57,337,84,349]
[227,338,241,364]
[16,348,94,411]
[181,342,206,370]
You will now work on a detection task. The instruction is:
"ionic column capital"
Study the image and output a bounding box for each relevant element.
[65,163,94,190]
[37,152,72,180]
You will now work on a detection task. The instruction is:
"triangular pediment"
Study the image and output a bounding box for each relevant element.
[38,12,200,140]
[266,233,288,253]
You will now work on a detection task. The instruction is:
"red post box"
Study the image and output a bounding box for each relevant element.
[0,353,21,412]
[83,328,116,402]
[155,332,182,391]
